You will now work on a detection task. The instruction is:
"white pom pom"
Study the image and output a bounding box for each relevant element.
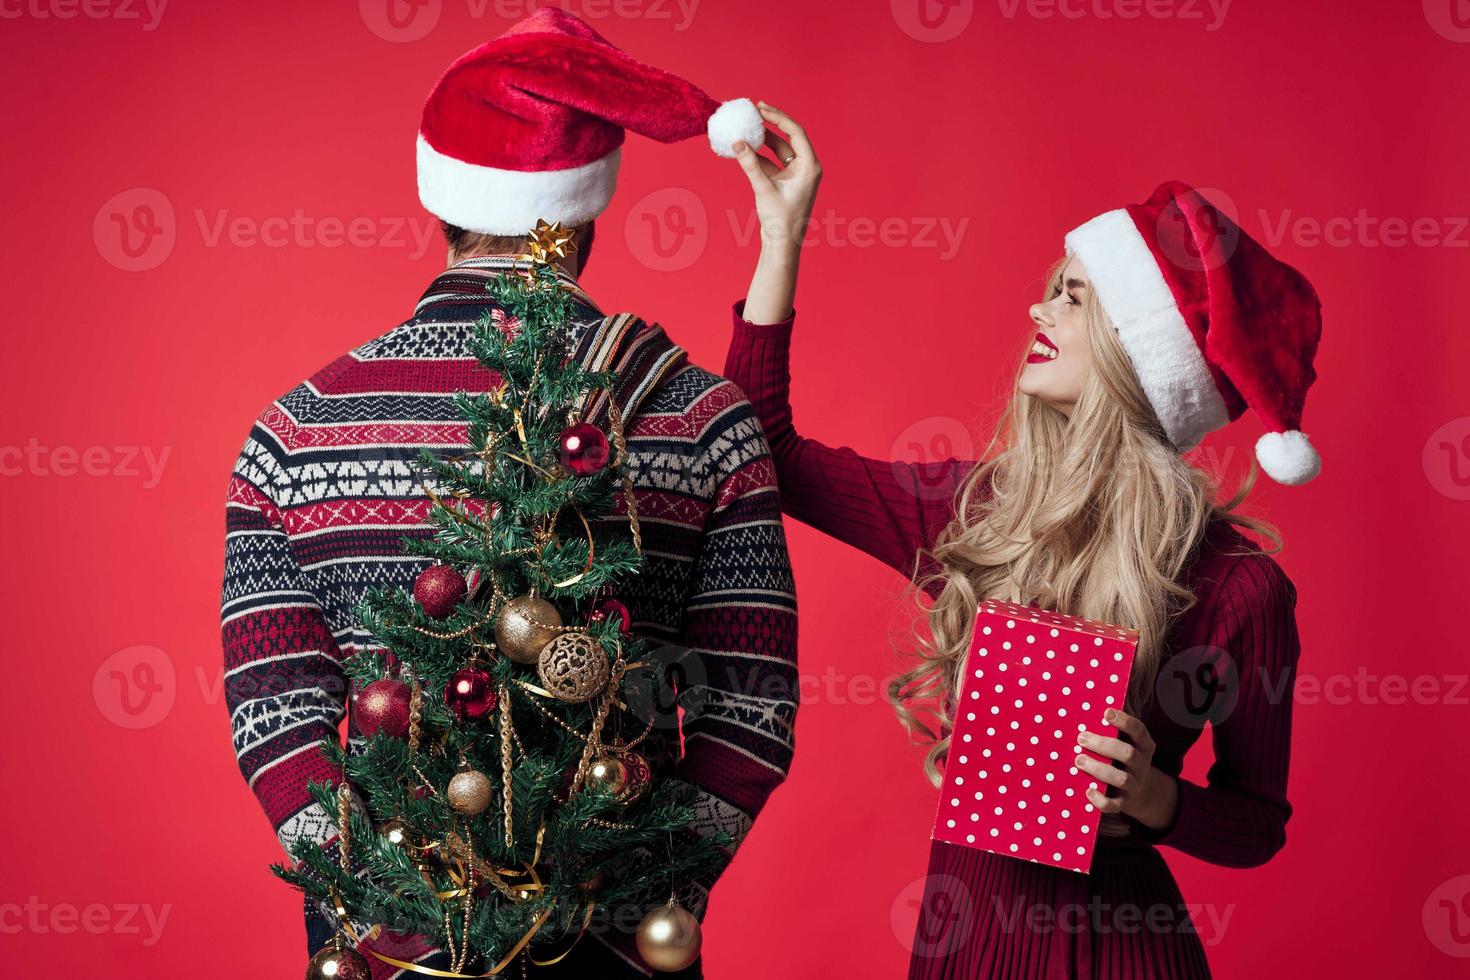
[1255,430,1321,486]
[708,98,765,158]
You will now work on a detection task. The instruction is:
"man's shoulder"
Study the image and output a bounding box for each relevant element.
[245,316,485,449]
[639,357,761,444]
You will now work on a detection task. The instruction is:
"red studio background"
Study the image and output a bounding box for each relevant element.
[1,1,1467,976]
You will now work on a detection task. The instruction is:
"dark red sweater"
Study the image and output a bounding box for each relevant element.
[724,303,1303,870]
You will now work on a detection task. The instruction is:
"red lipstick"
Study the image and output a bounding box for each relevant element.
[1026,331,1059,364]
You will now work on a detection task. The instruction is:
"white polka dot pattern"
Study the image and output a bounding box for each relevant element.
[931,600,1138,874]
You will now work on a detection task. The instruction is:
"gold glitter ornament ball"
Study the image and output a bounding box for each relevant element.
[537,631,611,702]
[305,944,372,980]
[635,903,702,971]
[447,769,493,815]
[494,596,563,664]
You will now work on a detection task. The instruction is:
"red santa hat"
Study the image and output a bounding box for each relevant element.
[416,7,765,235]
[1064,180,1324,486]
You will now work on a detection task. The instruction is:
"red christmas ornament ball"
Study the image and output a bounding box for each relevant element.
[443,668,497,721]
[306,944,371,980]
[414,564,466,619]
[619,750,653,803]
[589,597,632,635]
[356,679,411,738]
[559,422,611,476]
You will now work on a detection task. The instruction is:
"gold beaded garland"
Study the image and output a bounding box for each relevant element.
[494,596,563,664]
[536,631,611,702]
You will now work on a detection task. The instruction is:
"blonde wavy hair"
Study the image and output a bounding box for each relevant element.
[890,257,1283,787]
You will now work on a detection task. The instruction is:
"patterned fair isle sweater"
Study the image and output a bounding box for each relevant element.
[221,256,799,978]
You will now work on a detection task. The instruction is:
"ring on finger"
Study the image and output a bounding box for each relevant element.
[781,154,796,165]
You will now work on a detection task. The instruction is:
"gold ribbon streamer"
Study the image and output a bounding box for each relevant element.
[331,891,374,943]
[529,902,597,967]
[549,502,595,588]
[364,907,553,978]
[513,678,556,699]
[499,450,556,482]
[423,482,488,534]
[512,406,529,452]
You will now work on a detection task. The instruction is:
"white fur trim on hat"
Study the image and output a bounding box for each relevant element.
[707,98,766,158]
[417,135,621,235]
[1065,209,1231,452]
[1255,429,1321,485]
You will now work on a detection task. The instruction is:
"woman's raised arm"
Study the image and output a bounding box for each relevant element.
[725,104,978,576]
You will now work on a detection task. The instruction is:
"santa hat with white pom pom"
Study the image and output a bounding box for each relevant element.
[1064,180,1325,486]
[416,7,764,235]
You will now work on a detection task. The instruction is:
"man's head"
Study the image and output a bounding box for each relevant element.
[415,9,763,259]
[441,220,596,276]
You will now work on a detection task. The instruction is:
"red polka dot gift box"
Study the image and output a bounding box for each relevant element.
[931,600,1138,874]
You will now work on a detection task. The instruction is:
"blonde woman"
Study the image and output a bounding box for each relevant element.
[724,104,1320,978]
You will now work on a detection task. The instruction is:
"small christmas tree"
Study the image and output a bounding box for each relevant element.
[277,222,725,978]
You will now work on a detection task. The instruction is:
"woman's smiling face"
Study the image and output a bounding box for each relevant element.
[1019,255,1096,415]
